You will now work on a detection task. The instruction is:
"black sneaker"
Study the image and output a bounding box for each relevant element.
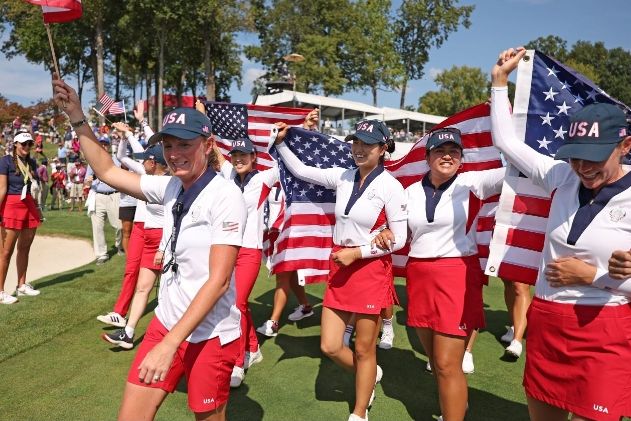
[102,329,134,349]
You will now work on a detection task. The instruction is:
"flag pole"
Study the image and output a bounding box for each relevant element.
[92,107,115,125]
[44,24,61,77]
[123,100,127,123]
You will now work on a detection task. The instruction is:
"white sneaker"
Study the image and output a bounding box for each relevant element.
[348,413,368,421]
[17,283,40,296]
[0,290,17,304]
[462,351,474,374]
[287,304,314,321]
[500,326,514,343]
[96,312,126,328]
[244,347,263,369]
[256,320,279,337]
[230,366,245,388]
[505,339,523,358]
[368,365,383,409]
[378,326,394,350]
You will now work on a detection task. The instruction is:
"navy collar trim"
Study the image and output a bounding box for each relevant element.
[344,165,385,216]
[422,172,458,223]
[234,169,258,192]
[567,170,631,245]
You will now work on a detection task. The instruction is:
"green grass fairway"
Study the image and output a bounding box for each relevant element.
[0,211,531,420]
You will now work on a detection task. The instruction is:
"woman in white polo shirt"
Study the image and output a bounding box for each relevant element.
[53,76,245,421]
[213,137,279,387]
[492,48,631,421]
[377,128,504,421]
[274,120,407,421]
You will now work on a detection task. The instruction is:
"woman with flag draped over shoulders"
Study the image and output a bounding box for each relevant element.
[274,119,406,421]
[491,47,631,421]
[53,76,245,421]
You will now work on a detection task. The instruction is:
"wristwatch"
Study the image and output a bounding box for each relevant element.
[70,118,88,129]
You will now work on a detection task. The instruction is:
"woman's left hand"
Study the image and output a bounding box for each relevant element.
[372,229,395,251]
[331,247,361,267]
[545,257,596,288]
[137,339,177,384]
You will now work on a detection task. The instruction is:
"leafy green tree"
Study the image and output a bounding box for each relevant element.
[524,35,569,62]
[418,65,487,116]
[394,0,473,108]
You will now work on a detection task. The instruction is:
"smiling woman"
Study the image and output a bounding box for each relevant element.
[52,75,246,421]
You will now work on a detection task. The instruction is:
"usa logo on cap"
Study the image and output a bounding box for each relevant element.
[620,128,628,137]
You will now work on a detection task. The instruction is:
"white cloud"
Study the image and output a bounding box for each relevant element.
[244,66,266,86]
[428,67,444,80]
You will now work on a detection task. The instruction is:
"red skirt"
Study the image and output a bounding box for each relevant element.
[524,297,631,420]
[1,194,41,230]
[140,227,163,270]
[322,245,397,315]
[405,256,485,336]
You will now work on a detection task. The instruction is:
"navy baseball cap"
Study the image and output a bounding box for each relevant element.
[141,144,167,166]
[229,137,255,154]
[555,103,629,162]
[426,128,463,151]
[148,108,212,144]
[345,120,391,144]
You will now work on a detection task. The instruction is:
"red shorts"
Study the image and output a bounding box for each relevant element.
[127,317,239,413]
[1,194,40,230]
[323,245,397,315]
[524,297,631,420]
[405,256,485,336]
[140,228,163,270]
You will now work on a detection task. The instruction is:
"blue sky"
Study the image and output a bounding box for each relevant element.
[1,0,630,109]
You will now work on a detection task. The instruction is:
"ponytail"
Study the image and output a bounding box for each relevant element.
[379,137,396,165]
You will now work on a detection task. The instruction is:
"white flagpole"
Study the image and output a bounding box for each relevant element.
[123,100,127,123]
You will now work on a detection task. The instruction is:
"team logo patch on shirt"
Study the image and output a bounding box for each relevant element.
[609,208,626,222]
[222,221,239,232]
[191,205,201,222]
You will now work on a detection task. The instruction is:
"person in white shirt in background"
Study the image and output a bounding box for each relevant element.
[491,47,631,421]
[53,76,245,421]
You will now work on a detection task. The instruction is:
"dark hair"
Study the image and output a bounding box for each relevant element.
[378,137,395,165]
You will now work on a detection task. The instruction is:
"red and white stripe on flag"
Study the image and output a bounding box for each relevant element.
[271,103,503,283]
[214,104,311,171]
[24,0,82,23]
[107,101,125,115]
[385,103,503,277]
[485,53,550,285]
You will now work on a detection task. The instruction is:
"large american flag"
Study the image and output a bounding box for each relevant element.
[272,104,503,283]
[204,102,311,262]
[204,102,311,171]
[485,50,631,284]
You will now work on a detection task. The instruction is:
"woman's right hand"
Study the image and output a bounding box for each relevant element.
[608,250,631,280]
[372,229,395,251]
[51,74,84,121]
[154,250,164,267]
[273,122,290,145]
[133,101,144,121]
[491,47,527,87]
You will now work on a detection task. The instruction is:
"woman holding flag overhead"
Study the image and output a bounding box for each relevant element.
[274,119,406,421]
[53,76,245,421]
[491,47,631,421]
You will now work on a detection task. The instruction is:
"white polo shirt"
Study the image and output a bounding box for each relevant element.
[220,161,279,249]
[492,87,631,306]
[277,143,407,257]
[406,168,505,258]
[140,173,246,344]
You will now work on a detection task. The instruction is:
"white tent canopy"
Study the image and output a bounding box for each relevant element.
[253,90,445,137]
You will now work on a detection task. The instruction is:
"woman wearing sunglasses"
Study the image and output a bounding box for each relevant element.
[0,132,42,304]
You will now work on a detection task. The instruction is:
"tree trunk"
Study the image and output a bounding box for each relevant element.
[204,39,216,101]
[146,71,152,128]
[399,75,408,109]
[115,47,121,100]
[372,85,378,107]
[95,9,105,125]
[158,35,165,129]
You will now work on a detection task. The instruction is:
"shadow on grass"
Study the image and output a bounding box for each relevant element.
[227,383,265,420]
[35,268,94,289]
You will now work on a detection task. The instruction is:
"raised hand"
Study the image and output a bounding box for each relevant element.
[133,100,144,121]
[51,74,84,121]
[303,108,320,130]
[491,47,528,87]
[273,122,290,145]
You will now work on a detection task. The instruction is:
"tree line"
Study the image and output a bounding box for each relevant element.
[1,2,629,127]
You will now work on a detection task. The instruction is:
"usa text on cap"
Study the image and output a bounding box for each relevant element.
[148,107,212,144]
[229,137,255,154]
[14,132,33,143]
[426,128,463,151]
[345,119,391,145]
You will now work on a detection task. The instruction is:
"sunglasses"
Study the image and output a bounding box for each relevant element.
[18,141,34,147]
